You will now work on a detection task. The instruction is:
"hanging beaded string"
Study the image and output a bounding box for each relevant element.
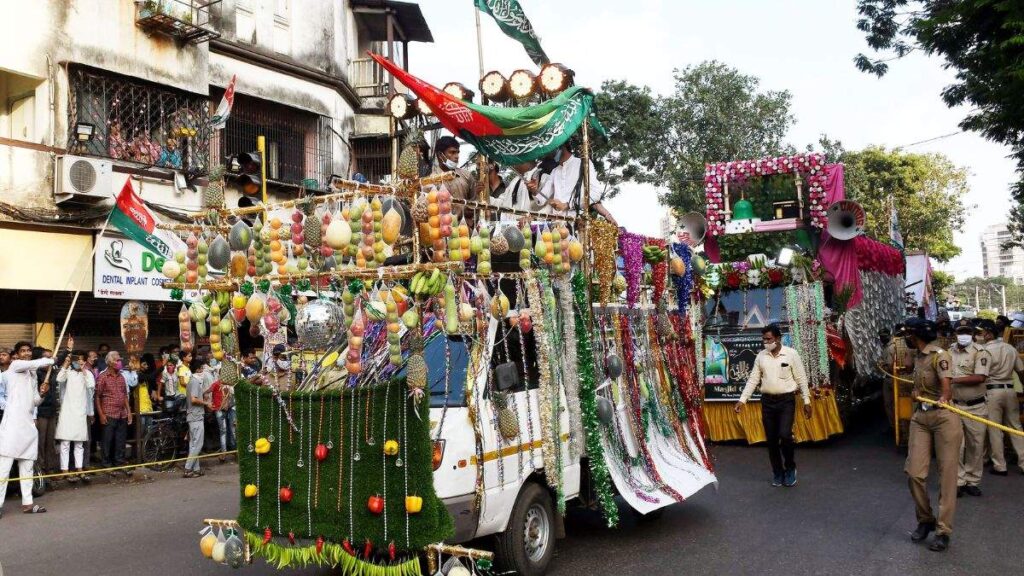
[315,392,325,509]
[336,388,346,512]
[348,385,357,541]
[498,279,524,478]
[306,395,313,536]
[253,385,260,527]
[515,278,537,472]
[353,385,361,462]
[277,397,284,534]
[364,381,375,446]
[402,392,411,549]
[380,385,391,542]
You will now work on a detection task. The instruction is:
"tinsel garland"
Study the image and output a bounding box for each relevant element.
[618,313,684,503]
[785,282,829,389]
[649,238,668,304]
[813,283,829,385]
[537,271,566,512]
[590,221,619,304]
[526,272,562,502]
[245,532,422,574]
[619,232,645,308]
[671,244,694,317]
[555,276,583,459]
[667,314,713,471]
[570,272,619,527]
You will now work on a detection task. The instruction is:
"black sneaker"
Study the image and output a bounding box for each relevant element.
[964,485,982,497]
[911,522,935,543]
[991,469,1009,476]
[771,473,784,487]
[929,534,950,552]
[783,469,798,487]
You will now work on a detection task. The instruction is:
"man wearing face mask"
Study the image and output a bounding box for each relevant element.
[902,317,959,552]
[947,320,990,497]
[267,344,293,392]
[734,324,811,487]
[430,136,482,225]
[976,319,1024,476]
[94,351,132,474]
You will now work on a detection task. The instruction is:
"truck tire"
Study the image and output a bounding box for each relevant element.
[495,482,555,576]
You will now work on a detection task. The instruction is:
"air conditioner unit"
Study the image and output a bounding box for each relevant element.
[54,155,113,205]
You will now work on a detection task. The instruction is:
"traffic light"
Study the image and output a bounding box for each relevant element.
[228,151,262,196]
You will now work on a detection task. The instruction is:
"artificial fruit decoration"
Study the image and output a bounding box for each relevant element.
[200,529,217,558]
[254,437,271,454]
[263,527,272,545]
[288,532,296,545]
[405,495,423,514]
[314,443,329,462]
[243,484,258,498]
[315,536,325,556]
[278,485,293,504]
[383,440,399,456]
[367,495,384,515]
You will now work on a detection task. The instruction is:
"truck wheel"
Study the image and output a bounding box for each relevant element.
[495,482,555,576]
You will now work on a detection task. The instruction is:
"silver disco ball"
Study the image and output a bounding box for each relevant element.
[295,299,344,349]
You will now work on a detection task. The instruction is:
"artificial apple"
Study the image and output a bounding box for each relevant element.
[367,495,384,515]
[314,443,329,462]
[279,485,293,504]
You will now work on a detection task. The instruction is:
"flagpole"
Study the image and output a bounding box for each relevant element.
[474,4,490,220]
[42,195,116,385]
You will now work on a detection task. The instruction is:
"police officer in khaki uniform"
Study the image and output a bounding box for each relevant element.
[903,318,961,552]
[977,319,1024,475]
[948,319,990,496]
[879,324,909,428]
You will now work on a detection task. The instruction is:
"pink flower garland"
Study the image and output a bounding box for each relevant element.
[704,153,829,236]
[854,236,904,276]
[619,232,645,308]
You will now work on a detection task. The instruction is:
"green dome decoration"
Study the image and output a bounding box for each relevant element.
[732,198,755,220]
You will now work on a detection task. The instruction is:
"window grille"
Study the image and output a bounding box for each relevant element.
[212,92,333,188]
[351,135,393,184]
[67,65,211,175]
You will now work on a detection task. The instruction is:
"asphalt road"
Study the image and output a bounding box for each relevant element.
[1,415,1022,576]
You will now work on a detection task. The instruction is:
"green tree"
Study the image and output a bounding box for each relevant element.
[854,0,1024,245]
[593,61,794,212]
[840,146,970,262]
[931,270,955,299]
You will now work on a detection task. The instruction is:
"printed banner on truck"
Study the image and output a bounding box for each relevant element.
[704,329,793,401]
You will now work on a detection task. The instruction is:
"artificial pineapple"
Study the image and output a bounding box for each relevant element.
[219,359,240,383]
[304,202,322,248]
[493,391,519,439]
[411,193,429,223]
[397,126,425,180]
[203,166,226,209]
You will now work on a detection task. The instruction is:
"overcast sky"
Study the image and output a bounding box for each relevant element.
[406,0,1015,280]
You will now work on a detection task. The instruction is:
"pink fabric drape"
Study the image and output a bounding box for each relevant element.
[817,164,863,306]
[816,164,904,308]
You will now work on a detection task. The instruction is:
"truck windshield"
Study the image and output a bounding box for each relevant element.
[425,335,470,408]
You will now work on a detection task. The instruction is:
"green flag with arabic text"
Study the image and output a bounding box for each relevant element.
[474,0,550,67]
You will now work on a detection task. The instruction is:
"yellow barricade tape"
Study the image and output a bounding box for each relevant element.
[879,367,1024,438]
[3,450,238,483]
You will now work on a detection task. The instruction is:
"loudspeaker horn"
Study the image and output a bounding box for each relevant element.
[826,200,866,241]
[676,212,707,247]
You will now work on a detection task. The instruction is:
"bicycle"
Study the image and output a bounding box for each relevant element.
[142,396,189,471]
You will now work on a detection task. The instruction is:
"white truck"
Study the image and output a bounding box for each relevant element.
[425,308,717,575]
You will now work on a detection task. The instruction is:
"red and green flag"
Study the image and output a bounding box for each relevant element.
[111,178,180,259]
[370,53,605,165]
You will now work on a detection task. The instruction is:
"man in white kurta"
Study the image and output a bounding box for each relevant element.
[0,341,54,516]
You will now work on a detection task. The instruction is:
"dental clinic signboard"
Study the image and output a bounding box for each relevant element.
[94,234,179,301]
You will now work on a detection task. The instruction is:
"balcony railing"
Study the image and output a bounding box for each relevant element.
[136,0,221,45]
[350,57,390,99]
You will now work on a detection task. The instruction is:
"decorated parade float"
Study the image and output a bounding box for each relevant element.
[693,153,906,443]
[155,53,716,575]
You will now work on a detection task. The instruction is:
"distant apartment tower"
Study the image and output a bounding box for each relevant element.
[659,212,677,241]
[980,223,1024,284]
